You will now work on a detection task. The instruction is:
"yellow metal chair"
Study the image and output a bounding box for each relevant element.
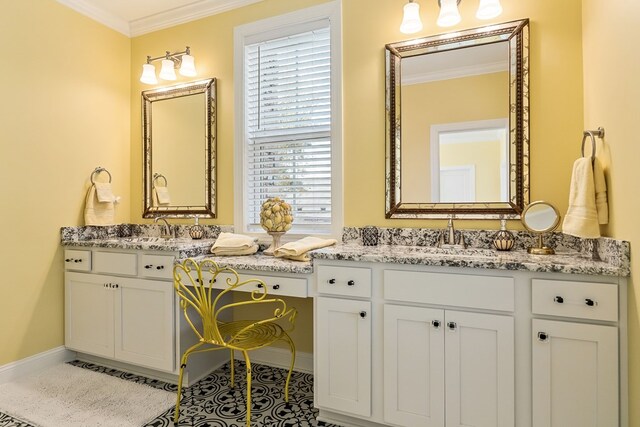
[172,258,297,426]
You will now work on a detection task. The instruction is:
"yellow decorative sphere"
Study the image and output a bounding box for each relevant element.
[260,197,293,232]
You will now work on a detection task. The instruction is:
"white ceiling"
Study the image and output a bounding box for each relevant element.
[56,0,263,37]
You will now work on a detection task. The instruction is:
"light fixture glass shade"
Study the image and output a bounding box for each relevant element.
[476,0,503,19]
[437,0,461,27]
[159,59,177,80]
[140,63,158,85]
[400,1,423,34]
[179,54,197,77]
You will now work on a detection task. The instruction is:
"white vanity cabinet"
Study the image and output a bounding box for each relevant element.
[531,279,620,427]
[64,249,176,373]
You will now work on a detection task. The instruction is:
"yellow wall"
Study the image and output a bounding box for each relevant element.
[402,72,508,202]
[582,1,640,425]
[0,0,131,365]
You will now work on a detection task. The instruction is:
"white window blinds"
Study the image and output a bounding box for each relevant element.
[245,25,332,231]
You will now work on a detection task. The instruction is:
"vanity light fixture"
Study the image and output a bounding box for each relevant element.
[400,0,502,32]
[140,46,197,85]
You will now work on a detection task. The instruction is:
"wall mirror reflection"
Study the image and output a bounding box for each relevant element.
[142,78,216,218]
[386,19,529,219]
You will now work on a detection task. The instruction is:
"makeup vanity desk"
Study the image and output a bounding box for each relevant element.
[61,226,630,427]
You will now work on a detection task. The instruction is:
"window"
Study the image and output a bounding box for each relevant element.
[234,2,342,236]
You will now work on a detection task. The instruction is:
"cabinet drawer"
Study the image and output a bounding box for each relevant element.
[93,251,137,276]
[216,272,308,298]
[532,279,618,322]
[139,254,174,279]
[317,265,372,298]
[64,249,91,271]
[384,270,514,312]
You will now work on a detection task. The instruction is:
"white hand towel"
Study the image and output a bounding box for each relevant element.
[211,244,259,256]
[84,185,115,226]
[153,186,171,205]
[94,182,116,203]
[211,233,258,253]
[274,236,337,262]
[562,157,608,238]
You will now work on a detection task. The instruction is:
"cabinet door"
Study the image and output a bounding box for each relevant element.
[384,304,445,427]
[65,272,114,358]
[445,311,514,427]
[532,319,618,427]
[316,296,372,417]
[114,277,175,372]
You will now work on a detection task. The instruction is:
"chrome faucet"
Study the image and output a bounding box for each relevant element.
[436,216,466,248]
[154,216,174,239]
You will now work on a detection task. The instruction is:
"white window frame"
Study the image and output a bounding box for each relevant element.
[234,1,343,239]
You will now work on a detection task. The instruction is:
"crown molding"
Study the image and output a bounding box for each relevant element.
[56,0,131,36]
[130,0,263,37]
[57,0,264,38]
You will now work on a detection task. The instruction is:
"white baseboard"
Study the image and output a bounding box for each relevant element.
[0,346,76,384]
[234,347,313,374]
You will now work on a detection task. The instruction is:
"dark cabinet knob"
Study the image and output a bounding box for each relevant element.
[273,284,280,290]
[537,332,548,342]
[432,320,441,329]
[257,283,264,288]
[115,284,119,289]
[145,265,153,269]
[347,280,355,286]
[447,321,457,331]
[65,258,72,262]
[156,265,164,270]
[554,296,564,304]
[585,298,596,307]
[74,259,82,263]
[359,311,367,318]
[328,279,336,284]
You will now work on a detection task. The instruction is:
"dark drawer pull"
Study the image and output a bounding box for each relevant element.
[273,284,280,290]
[257,283,264,289]
[74,259,82,263]
[156,265,164,270]
[347,280,355,286]
[447,321,457,331]
[328,279,336,284]
[585,298,596,307]
[145,264,153,269]
[554,296,564,304]
[432,320,441,329]
[359,311,367,318]
[537,332,548,342]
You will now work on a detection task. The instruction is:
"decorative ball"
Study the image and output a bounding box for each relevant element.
[260,197,294,232]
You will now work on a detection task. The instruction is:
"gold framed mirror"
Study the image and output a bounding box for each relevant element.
[385,19,529,219]
[142,78,216,218]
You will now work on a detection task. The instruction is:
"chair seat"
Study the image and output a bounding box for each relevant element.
[217,319,288,350]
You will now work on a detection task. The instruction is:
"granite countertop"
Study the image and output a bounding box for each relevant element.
[182,254,313,274]
[62,237,218,259]
[310,243,629,277]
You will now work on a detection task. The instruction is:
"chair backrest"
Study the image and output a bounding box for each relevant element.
[173,258,297,345]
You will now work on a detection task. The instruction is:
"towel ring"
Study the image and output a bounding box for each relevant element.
[581,127,605,160]
[90,167,112,184]
[153,173,168,186]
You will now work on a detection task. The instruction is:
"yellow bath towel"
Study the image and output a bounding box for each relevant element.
[210,233,258,255]
[274,236,337,262]
[84,185,115,226]
[562,157,608,238]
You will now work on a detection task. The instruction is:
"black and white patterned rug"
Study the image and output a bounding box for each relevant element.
[0,360,338,427]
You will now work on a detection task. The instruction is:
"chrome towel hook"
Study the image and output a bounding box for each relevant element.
[581,127,605,161]
[90,167,112,184]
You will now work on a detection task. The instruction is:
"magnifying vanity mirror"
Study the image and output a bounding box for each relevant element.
[521,201,561,255]
[142,78,216,218]
[385,19,529,219]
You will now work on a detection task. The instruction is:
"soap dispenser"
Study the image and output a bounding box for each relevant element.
[493,218,515,251]
[189,216,205,240]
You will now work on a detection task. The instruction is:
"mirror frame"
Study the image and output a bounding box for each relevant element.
[142,78,216,218]
[385,19,529,219]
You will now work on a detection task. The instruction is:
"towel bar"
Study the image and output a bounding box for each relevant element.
[153,173,168,186]
[581,127,605,160]
[90,167,112,184]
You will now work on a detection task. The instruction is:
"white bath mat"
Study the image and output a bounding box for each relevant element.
[0,363,175,427]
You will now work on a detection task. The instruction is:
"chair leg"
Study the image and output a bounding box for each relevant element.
[242,351,252,427]
[230,349,235,388]
[284,334,296,402]
[174,342,204,425]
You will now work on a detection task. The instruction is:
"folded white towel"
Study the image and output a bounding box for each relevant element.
[274,236,337,262]
[153,186,171,205]
[211,244,259,256]
[94,182,116,203]
[211,233,258,253]
[84,185,115,226]
[562,157,608,238]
